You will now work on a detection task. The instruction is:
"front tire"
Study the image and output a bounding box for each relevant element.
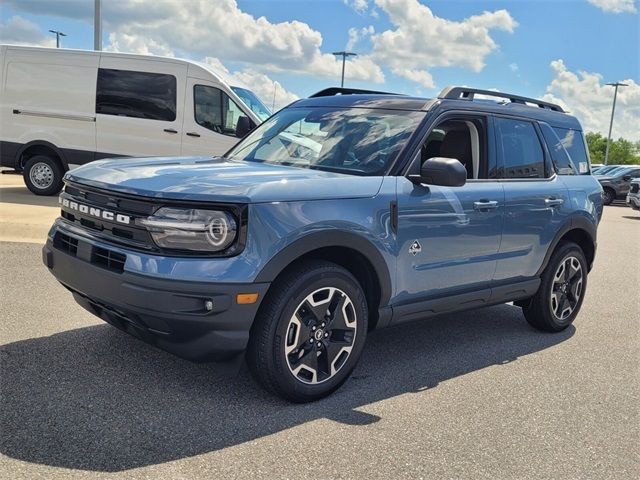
[522,242,588,332]
[602,187,615,206]
[247,260,368,402]
[23,155,65,196]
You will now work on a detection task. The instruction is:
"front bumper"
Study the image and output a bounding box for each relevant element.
[626,194,640,210]
[42,235,270,362]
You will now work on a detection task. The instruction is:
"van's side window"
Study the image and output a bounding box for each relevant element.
[96,69,176,121]
[194,85,244,136]
[553,127,590,174]
[495,118,546,179]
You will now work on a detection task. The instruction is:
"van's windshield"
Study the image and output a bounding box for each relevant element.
[231,87,271,121]
[225,106,424,176]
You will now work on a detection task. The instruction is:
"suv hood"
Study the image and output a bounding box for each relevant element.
[64,156,384,203]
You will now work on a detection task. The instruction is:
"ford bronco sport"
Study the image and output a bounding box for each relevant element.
[43,87,603,402]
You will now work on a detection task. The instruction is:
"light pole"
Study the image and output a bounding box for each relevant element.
[94,0,102,51]
[49,30,67,48]
[332,51,357,88]
[604,82,628,165]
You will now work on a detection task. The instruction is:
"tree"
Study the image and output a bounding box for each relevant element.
[585,132,640,165]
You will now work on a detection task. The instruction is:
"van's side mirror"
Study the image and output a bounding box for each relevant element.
[410,157,467,187]
[235,116,255,138]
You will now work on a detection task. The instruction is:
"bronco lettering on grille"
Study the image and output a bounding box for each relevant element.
[59,197,131,225]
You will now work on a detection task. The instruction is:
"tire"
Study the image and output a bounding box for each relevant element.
[23,155,65,196]
[602,187,615,206]
[522,241,588,332]
[247,260,368,402]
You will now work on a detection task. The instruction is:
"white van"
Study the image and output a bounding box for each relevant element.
[0,45,271,195]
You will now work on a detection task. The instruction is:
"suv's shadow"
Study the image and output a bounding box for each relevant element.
[0,305,574,472]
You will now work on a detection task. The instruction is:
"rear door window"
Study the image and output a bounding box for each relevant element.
[96,68,177,121]
[494,117,546,179]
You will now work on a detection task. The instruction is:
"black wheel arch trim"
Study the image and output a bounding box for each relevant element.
[536,215,597,276]
[254,230,393,307]
[16,140,69,170]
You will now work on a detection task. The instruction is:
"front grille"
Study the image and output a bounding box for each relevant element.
[630,183,639,194]
[53,233,78,255]
[53,232,127,274]
[91,247,126,273]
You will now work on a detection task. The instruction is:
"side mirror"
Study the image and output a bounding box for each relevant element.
[623,175,632,181]
[235,116,255,138]
[410,157,467,187]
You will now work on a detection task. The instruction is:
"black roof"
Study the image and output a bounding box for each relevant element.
[293,86,582,130]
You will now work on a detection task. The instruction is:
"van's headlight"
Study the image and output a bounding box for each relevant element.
[138,208,237,252]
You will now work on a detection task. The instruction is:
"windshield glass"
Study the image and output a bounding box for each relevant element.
[225,107,424,176]
[595,166,620,175]
[231,87,271,121]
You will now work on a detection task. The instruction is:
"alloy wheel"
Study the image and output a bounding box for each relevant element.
[284,287,357,384]
[550,256,583,321]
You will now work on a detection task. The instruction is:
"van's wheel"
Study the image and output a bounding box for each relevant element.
[602,187,615,205]
[247,260,368,402]
[522,242,587,332]
[23,155,65,196]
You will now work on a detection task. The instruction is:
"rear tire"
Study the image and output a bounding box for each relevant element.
[602,187,615,206]
[522,242,587,332]
[247,260,368,402]
[23,155,65,196]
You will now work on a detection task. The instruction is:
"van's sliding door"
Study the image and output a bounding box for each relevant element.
[95,56,186,158]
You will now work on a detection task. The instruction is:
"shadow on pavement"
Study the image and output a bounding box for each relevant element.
[0,184,59,207]
[0,304,574,472]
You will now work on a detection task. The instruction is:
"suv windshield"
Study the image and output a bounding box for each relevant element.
[231,87,271,121]
[225,107,424,175]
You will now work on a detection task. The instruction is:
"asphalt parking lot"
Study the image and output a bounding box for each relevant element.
[0,174,638,479]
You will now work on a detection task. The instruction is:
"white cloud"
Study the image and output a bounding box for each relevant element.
[587,0,637,14]
[509,63,519,72]
[542,59,640,140]
[343,0,369,14]
[370,0,517,86]
[346,25,375,50]
[102,0,383,84]
[203,57,299,111]
[391,68,435,88]
[0,15,56,47]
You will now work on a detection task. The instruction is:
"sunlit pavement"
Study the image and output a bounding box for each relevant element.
[1,177,638,479]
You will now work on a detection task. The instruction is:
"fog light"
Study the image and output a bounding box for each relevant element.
[204,299,214,311]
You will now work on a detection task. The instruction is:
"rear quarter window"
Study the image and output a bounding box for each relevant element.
[553,127,590,175]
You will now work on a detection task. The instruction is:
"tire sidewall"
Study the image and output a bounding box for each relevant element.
[538,243,588,330]
[23,155,64,196]
[602,188,615,205]
[269,266,368,401]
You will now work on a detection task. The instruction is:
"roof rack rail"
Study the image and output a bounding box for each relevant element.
[309,87,398,98]
[438,86,564,113]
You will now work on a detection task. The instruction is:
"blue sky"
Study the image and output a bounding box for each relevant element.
[1,0,638,139]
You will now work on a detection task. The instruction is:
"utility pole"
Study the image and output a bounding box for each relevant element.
[332,51,357,87]
[49,30,67,48]
[94,0,102,51]
[604,82,628,165]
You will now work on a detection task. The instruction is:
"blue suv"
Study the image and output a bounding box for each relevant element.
[43,87,603,402]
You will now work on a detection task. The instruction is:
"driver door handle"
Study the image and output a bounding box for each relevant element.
[473,200,499,211]
[186,132,201,137]
[163,128,178,134]
[545,197,564,208]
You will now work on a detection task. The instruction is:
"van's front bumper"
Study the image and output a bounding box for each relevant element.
[42,236,270,363]
[626,194,640,210]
